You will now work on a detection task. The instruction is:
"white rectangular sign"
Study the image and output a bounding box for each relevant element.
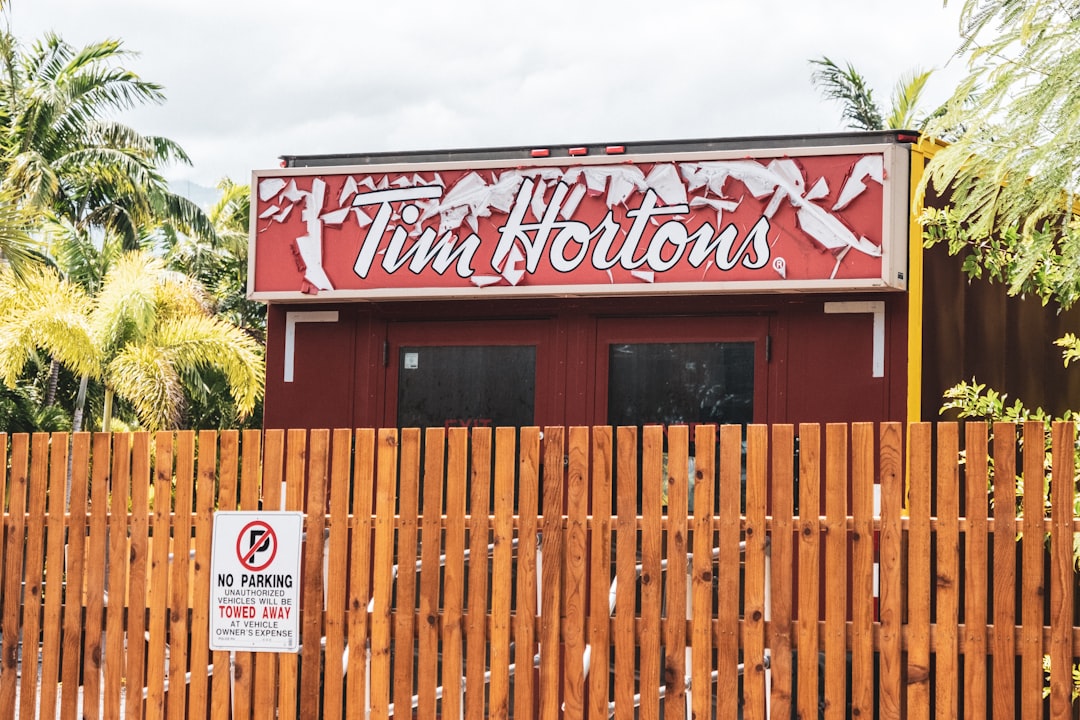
[209,511,304,652]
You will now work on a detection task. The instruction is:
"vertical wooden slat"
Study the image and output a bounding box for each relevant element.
[144,433,175,720]
[300,430,329,719]
[1019,421,1045,718]
[82,434,113,720]
[906,423,931,719]
[822,424,848,720]
[188,431,218,720]
[60,434,91,720]
[742,424,768,720]
[514,427,541,718]
[768,425,795,718]
[663,425,688,720]
[369,429,398,720]
[934,423,960,719]
[489,427,517,720]
[104,434,131,720]
[0,434,21,720]
[1047,421,1075,720]
[232,430,264,720]
[563,426,588,719]
[613,427,637,716]
[715,424,742,720]
[796,424,821,719]
[638,425,663,720]
[991,422,1017,718]
[253,429,285,720]
[345,429,375,719]
[465,428,493,718]
[877,422,903,720]
[18,434,49,720]
[39,435,69,720]
[127,433,152,720]
[963,422,988,720]
[690,424,715,720]
[588,426,613,720]
[322,429,354,720]
[416,428,445,719]
[849,423,875,718]
[167,432,196,720]
[393,429,420,718]
[276,430,307,720]
[440,428,466,720]
[211,431,239,720]
[539,426,565,720]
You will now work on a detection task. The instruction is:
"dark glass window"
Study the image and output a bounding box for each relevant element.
[607,342,755,427]
[396,345,536,428]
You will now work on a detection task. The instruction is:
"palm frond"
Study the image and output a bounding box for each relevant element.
[809,55,884,131]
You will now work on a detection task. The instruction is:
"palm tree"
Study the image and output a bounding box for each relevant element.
[809,56,934,131]
[0,30,215,248]
[0,252,264,432]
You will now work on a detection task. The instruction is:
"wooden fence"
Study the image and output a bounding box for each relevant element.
[0,423,1077,719]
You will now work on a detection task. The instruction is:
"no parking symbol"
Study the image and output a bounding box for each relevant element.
[237,520,277,571]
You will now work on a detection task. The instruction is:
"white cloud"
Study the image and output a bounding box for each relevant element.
[9,0,966,186]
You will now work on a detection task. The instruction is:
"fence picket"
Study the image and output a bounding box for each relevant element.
[465,428,492,719]
[1020,421,1045,718]
[300,430,329,719]
[823,423,848,720]
[906,423,931,720]
[539,426,565,720]
[416,428,444,719]
[39,435,68,720]
[563,426,588,718]
[796,424,821,719]
[768,425,795,719]
[849,423,875,718]
[514,427,541,718]
[439,428,466,720]
[877,422,903,720]
[715,424,742,720]
[276,429,308,720]
[167,432,195,720]
[613,426,637,717]
[144,433,174,720]
[253,430,285,720]
[82,434,112,720]
[345,429,375,720]
[690,424,715,720]
[60,433,91,720]
[743,424,768,720]
[588,426,613,720]
[1048,421,1076,720]
[663,425,688,720]
[934,423,960,719]
[639,425,663,720]
[323,429,354,720]
[991,422,1017,718]
[392,429,420,719]
[18,434,49,720]
[489,427,517,720]
[963,423,989,719]
[211,431,239,720]
[0,434,28,720]
[232,430,264,720]
[188,431,218,720]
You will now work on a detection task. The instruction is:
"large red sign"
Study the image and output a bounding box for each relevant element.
[249,144,909,300]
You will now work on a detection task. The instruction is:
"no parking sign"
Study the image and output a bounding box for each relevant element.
[209,511,304,652]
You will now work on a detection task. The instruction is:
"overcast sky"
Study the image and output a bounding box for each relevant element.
[11,1,967,190]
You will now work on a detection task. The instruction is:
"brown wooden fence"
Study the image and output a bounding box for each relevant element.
[0,423,1078,719]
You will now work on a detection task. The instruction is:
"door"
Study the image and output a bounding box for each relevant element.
[385,320,557,429]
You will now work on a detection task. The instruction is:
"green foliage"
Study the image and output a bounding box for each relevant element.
[923,1,1080,309]
[809,55,935,131]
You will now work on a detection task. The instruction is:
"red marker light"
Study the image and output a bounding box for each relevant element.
[568,147,588,156]
[605,146,625,155]
[530,148,550,158]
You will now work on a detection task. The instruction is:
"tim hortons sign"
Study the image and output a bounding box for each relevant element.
[248,144,910,300]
